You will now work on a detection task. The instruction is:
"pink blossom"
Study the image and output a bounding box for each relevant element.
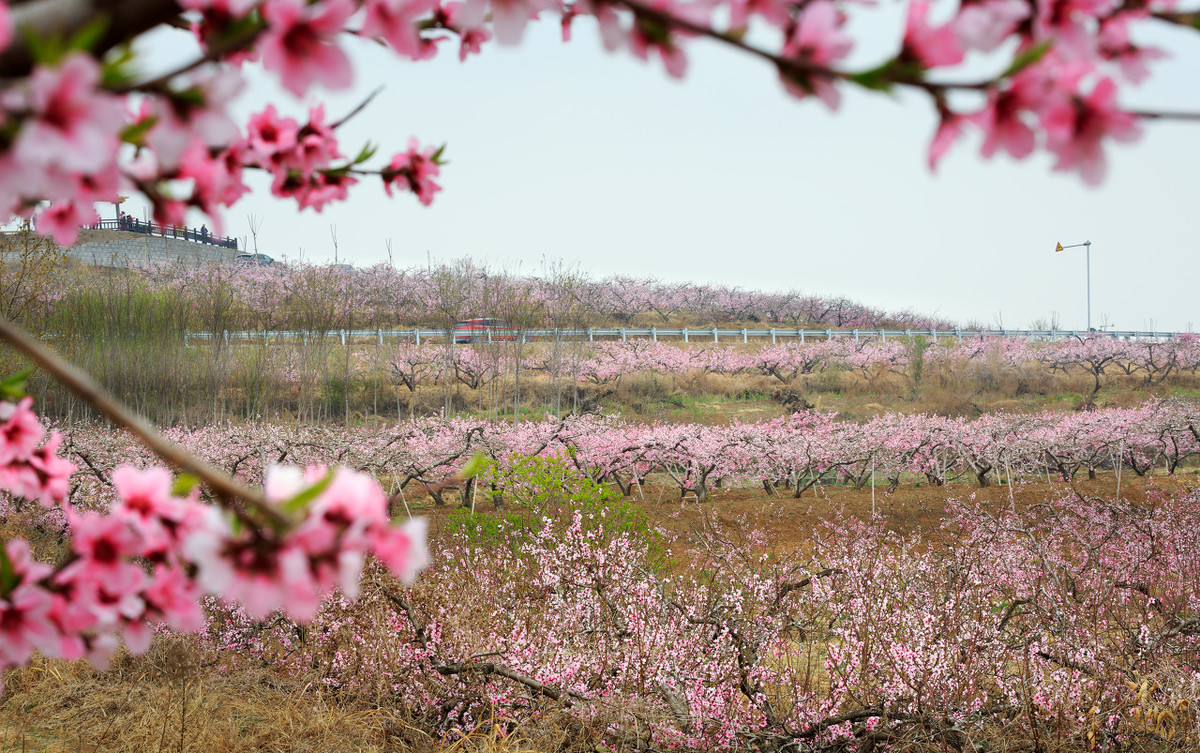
[0,582,57,668]
[190,6,263,65]
[264,464,320,502]
[407,33,447,60]
[779,1,852,110]
[0,398,443,667]
[573,0,626,51]
[216,542,313,620]
[34,200,98,246]
[142,564,206,632]
[383,138,443,205]
[261,0,356,97]
[953,0,1029,53]
[903,2,964,68]
[133,67,245,178]
[928,108,965,170]
[491,0,561,45]
[458,24,493,60]
[111,465,199,556]
[0,541,58,668]
[122,620,154,654]
[178,0,258,15]
[22,431,76,506]
[457,0,560,45]
[728,0,790,30]
[0,3,12,52]
[171,68,244,152]
[1033,0,1117,59]
[361,0,438,58]
[177,141,250,225]
[135,99,193,170]
[1041,75,1140,186]
[9,54,124,175]
[80,565,148,627]
[242,104,301,166]
[285,104,343,174]
[437,2,494,60]
[0,398,44,466]
[373,518,429,583]
[65,511,144,577]
[2,539,53,590]
[972,62,1052,160]
[627,0,709,79]
[44,583,98,661]
[1097,12,1167,84]
[80,634,118,670]
[273,170,358,211]
[294,468,389,551]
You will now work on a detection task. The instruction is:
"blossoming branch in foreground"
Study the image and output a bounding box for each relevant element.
[0,397,429,694]
[0,0,1190,242]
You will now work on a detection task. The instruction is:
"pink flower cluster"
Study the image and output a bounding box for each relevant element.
[0,1,444,244]
[0,398,428,694]
[382,138,444,207]
[0,54,122,243]
[240,104,356,212]
[0,397,75,506]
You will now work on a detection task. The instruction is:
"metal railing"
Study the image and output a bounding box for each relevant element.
[89,219,238,249]
[179,327,1189,346]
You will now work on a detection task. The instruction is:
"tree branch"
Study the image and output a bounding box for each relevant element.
[773,567,841,609]
[1,0,183,78]
[435,662,588,706]
[0,316,285,528]
[608,0,1200,121]
[378,586,587,707]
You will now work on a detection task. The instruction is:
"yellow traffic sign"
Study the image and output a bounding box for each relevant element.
[1055,242,1063,252]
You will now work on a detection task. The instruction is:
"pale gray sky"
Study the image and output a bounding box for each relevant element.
[123,10,1200,332]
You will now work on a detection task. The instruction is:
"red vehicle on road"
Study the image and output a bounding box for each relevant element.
[453,318,519,344]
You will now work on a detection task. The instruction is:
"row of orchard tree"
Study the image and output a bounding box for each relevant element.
[396,334,1200,389]
[42,257,959,338]
[52,399,1200,509]
[27,325,1200,426]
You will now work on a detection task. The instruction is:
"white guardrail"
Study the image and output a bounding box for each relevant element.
[180,328,1190,346]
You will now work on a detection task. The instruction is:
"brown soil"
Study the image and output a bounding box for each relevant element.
[415,472,1198,555]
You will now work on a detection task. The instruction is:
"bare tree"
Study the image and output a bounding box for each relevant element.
[247,213,264,254]
[0,220,66,327]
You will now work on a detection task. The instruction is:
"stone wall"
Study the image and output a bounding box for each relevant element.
[67,229,239,268]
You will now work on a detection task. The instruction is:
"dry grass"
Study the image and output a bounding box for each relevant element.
[0,647,582,753]
[0,643,392,753]
[19,321,1200,426]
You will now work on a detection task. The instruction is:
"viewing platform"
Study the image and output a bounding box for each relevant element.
[91,218,239,249]
[68,221,240,268]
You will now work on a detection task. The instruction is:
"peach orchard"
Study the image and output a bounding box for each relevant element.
[3,0,1200,747]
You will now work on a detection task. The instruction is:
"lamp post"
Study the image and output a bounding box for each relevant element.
[1055,240,1092,331]
[112,195,129,226]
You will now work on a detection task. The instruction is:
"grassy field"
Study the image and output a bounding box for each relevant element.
[10,333,1195,427]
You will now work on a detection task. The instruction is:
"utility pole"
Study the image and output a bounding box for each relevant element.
[1055,240,1093,331]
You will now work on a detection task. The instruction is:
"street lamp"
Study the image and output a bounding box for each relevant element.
[1055,240,1092,331]
[112,195,129,225]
